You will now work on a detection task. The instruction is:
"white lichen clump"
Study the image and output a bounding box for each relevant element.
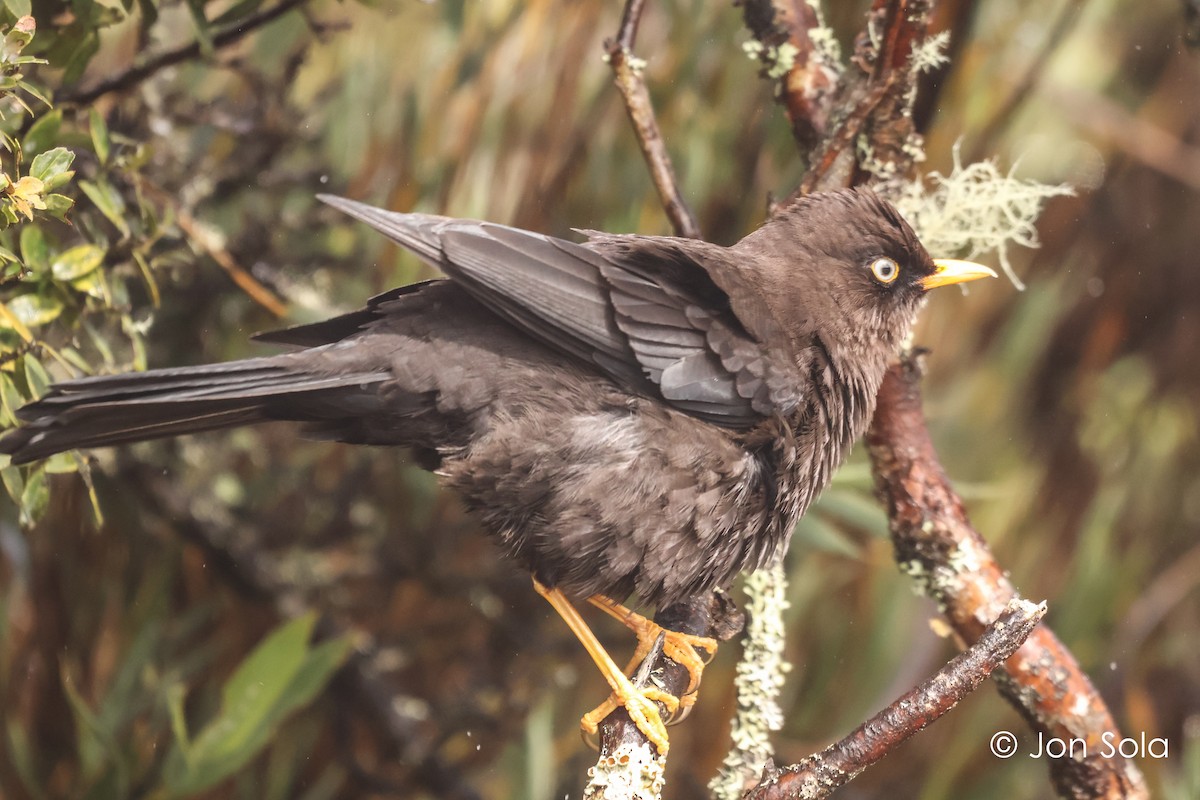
[584,741,666,800]
[910,31,951,74]
[892,144,1074,290]
[709,561,792,800]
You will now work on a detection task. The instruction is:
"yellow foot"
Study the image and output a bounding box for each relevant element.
[533,579,674,754]
[587,595,719,717]
[580,684,677,755]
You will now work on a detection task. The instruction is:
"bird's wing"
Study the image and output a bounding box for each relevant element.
[317,195,804,427]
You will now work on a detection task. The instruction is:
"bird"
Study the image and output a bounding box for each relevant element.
[0,189,994,754]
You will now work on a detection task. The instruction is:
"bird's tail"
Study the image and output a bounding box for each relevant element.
[0,354,387,465]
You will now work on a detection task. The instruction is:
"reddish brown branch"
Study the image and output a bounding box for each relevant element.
[739,0,841,150]
[788,0,930,197]
[865,353,1148,799]
[604,0,701,239]
[745,598,1047,800]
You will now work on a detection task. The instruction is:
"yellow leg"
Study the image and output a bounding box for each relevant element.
[533,579,674,755]
[587,594,718,717]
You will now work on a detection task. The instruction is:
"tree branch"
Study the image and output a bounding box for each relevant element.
[745,598,1047,800]
[739,0,842,151]
[58,0,313,107]
[865,354,1149,799]
[603,0,701,239]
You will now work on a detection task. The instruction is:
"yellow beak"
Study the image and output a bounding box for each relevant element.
[922,259,998,290]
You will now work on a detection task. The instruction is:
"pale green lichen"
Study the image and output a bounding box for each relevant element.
[709,561,792,800]
[891,143,1075,290]
[766,42,800,80]
[743,39,765,60]
[804,0,842,67]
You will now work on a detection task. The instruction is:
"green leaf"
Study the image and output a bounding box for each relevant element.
[0,245,19,264]
[29,147,76,186]
[166,681,191,761]
[21,109,62,160]
[15,79,50,109]
[0,372,22,425]
[164,614,352,795]
[78,180,129,237]
[18,224,48,273]
[62,674,125,788]
[5,719,44,800]
[18,465,47,524]
[70,268,109,301]
[22,354,49,397]
[42,452,77,475]
[89,109,110,165]
[4,0,32,20]
[42,194,74,217]
[1,464,25,505]
[50,244,105,282]
[133,251,160,307]
[3,13,34,49]
[184,0,214,55]
[61,31,101,85]
[5,292,62,326]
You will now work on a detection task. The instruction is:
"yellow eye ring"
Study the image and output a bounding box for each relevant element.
[871,257,899,284]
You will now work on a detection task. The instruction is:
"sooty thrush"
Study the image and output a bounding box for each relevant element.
[0,189,995,753]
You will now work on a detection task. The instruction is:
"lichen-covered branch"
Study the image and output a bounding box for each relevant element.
[745,598,1047,800]
[739,0,842,150]
[709,562,791,800]
[865,354,1149,799]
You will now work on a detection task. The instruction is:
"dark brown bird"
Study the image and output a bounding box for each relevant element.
[0,189,993,753]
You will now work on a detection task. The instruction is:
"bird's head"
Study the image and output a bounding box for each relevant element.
[741,188,996,358]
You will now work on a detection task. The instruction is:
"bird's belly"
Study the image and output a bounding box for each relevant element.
[438,396,780,608]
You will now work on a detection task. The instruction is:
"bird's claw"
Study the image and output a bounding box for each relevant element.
[580,685,676,755]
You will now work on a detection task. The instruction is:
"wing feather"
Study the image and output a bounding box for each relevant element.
[320,195,807,427]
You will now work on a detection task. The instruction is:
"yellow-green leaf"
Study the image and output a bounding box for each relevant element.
[18,224,47,273]
[51,244,104,282]
[0,300,36,339]
[89,109,110,165]
[5,292,62,327]
[78,180,129,237]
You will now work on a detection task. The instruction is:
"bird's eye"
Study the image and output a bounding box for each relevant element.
[870,257,899,284]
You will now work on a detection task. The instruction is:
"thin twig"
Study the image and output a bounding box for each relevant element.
[745,598,1047,800]
[604,0,701,239]
[139,180,289,317]
[58,0,312,107]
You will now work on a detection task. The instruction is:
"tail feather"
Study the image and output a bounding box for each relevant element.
[0,356,388,465]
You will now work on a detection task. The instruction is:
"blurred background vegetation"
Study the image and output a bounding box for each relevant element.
[0,0,1197,798]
